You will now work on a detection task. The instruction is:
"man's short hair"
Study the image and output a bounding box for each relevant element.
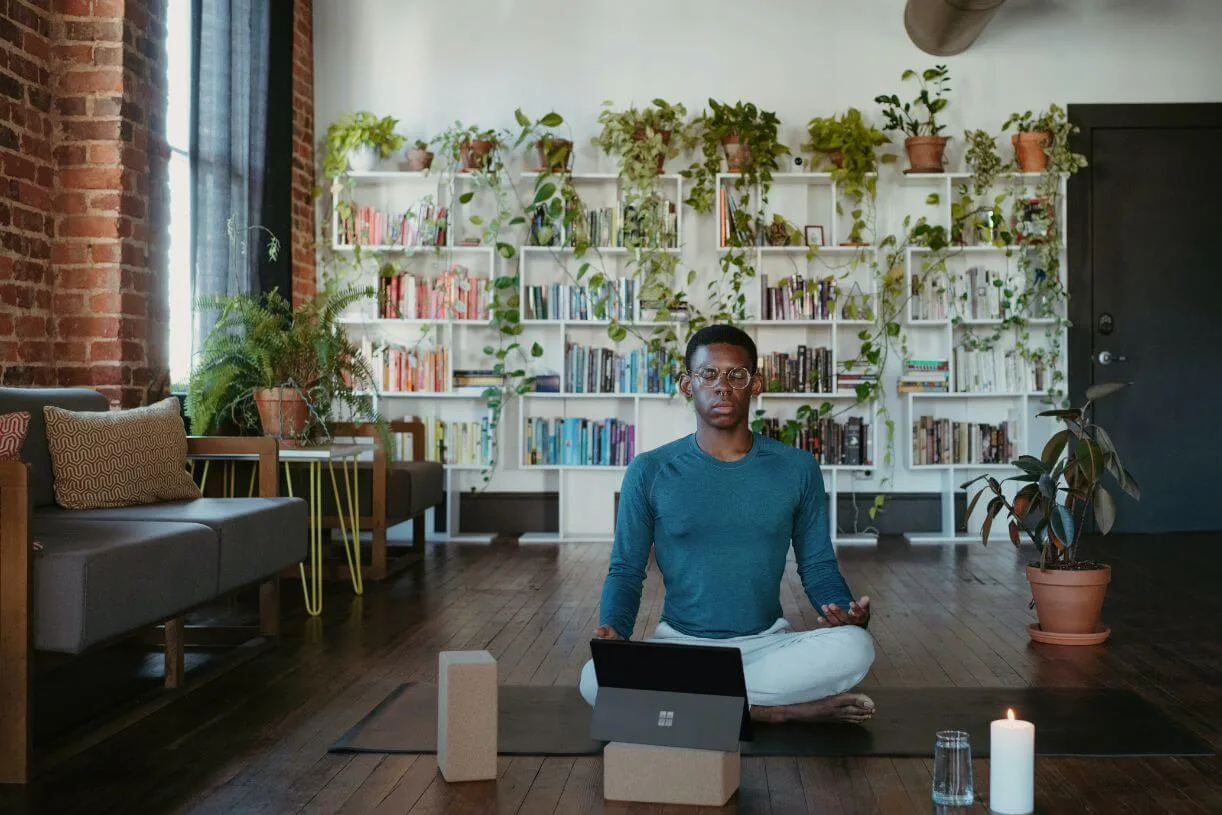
[684,324,758,373]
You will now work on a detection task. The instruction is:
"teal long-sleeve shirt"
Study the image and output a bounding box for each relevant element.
[599,433,854,640]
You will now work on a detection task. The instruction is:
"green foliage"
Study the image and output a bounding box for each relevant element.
[323,112,405,178]
[432,121,505,177]
[186,286,383,445]
[592,99,697,191]
[962,384,1139,567]
[874,65,951,137]
[684,99,790,215]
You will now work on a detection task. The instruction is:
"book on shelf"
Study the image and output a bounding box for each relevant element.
[527,198,677,250]
[912,415,1016,466]
[453,369,500,394]
[378,264,489,321]
[898,358,949,394]
[755,415,871,467]
[565,343,677,395]
[405,416,493,467]
[956,266,1004,320]
[953,347,1048,393]
[836,366,879,397]
[359,339,448,393]
[761,274,834,321]
[911,273,946,321]
[338,201,448,248]
[524,278,636,321]
[525,417,635,466]
[760,345,833,394]
[719,186,766,247]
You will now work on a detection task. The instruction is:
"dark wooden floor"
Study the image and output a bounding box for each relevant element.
[2,533,1221,814]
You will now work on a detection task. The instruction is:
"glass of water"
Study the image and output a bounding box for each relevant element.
[932,730,975,806]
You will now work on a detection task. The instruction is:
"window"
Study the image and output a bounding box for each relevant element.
[166,2,193,388]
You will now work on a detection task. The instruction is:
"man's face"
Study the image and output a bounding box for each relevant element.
[680,342,762,430]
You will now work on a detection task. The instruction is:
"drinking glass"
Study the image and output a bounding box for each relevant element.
[932,729,975,806]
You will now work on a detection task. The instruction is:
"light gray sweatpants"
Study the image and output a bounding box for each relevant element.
[579,617,875,707]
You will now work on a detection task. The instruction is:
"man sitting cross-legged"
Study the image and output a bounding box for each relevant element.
[579,324,876,725]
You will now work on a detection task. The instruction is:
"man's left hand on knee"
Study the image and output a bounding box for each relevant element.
[816,595,870,628]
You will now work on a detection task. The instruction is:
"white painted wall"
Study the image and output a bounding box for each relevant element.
[313,0,1222,523]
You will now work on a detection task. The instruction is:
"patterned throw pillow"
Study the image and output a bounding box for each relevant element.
[43,396,202,510]
[0,410,29,459]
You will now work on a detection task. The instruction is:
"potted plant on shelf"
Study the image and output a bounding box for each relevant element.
[1002,103,1075,173]
[323,111,405,178]
[433,122,502,174]
[962,382,1140,646]
[406,139,434,171]
[186,286,383,446]
[874,65,951,173]
[684,99,790,214]
[592,99,696,190]
[802,107,895,245]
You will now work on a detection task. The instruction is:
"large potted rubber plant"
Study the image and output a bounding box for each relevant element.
[963,383,1140,645]
[187,286,382,446]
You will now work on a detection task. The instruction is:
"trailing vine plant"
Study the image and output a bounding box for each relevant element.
[684,100,789,322]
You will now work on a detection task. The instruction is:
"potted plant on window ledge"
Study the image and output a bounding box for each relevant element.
[962,382,1140,645]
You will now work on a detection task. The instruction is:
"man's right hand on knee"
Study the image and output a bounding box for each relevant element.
[594,624,624,640]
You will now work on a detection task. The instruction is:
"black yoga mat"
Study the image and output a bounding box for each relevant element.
[329,683,1212,758]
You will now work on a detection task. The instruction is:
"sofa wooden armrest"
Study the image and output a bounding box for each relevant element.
[186,435,280,498]
[326,420,436,581]
[0,460,31,783]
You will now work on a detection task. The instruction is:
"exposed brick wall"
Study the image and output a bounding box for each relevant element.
[290,0,315,307]
[0,1,55,386]
[0,0,167,405]
[52,0,169,407]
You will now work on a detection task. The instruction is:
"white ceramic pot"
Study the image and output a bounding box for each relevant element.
[348,144,377,173]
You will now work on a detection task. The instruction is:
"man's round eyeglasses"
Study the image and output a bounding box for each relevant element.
[685,366,754,390]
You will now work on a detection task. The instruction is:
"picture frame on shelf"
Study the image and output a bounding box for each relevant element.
[804,225,826,247]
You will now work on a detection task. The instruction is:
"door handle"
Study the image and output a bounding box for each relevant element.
[1096,350,1127,365]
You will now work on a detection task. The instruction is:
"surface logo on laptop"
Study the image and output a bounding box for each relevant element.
[657,710,674,727]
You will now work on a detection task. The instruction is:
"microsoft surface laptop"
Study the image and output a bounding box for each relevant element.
[589,638,752,752]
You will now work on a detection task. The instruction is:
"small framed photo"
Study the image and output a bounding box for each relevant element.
[804,225,826,247]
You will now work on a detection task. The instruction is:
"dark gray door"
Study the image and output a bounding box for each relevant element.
[1069,104,1222,533]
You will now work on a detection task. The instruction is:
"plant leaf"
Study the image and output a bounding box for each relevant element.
[1014,455,1048,476]
[540,112,564,127]
[965,487,985,522]
[1051,504,1074,550]
[1093,484,1116,534]
[1085,382,1129,400]
[1119,468,1141,500]
[532,182,557,205]
[1041,428,1070,468]
[530,342,543,358]
[514,108,530,127]
[1076,438,1103,482]
[458,191,475,204]
[981,496,1005,546]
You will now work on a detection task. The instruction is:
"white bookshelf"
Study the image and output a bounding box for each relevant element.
[900,173,1069,543]
[329,170,505,542]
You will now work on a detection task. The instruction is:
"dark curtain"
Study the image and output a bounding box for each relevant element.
[190,0,271,353]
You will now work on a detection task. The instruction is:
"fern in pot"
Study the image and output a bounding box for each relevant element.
[187,286,383,446]
[962,383,1140,645]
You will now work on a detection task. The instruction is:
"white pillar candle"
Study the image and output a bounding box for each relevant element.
[990,708,1035,814]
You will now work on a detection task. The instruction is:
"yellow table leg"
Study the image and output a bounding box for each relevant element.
[289,461,322,617]
[327,458,363,596]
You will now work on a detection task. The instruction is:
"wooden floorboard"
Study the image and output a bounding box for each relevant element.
[0,534,1218,813]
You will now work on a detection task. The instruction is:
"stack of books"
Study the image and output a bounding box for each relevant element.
[528,199,677,250]
[524,278,635,321]
[565,343,677,395]
[452,369,501,394]
[760,346,833,394]
[836,365,879,397]
[953,348,1034,393]
[755,415,870,466]
[379,265,489,321]
[761,274,834,321]
[525,417,635,467]
[912,416,1016,466]
[338,202,448,247]
[898,359,949,394]
[405,416,493,467]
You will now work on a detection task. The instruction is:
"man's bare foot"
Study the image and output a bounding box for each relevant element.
[751,693,875,725]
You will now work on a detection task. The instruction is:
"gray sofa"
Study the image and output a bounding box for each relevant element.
[0,387,308,783]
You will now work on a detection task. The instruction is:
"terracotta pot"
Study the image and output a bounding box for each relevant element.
[722,134,751,173]
[405,148,433,172]
[1026,563,1111,639]
[827,149,844,169]
[1013,131,1051,173]
[459,139,495,172]
[633,129,671,174]
[252,387,310,441]
[535,138,572,173]
[904,136,947,173]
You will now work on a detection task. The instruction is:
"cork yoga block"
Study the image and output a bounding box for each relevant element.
[603,742,740,806]
[437,650,497,782]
